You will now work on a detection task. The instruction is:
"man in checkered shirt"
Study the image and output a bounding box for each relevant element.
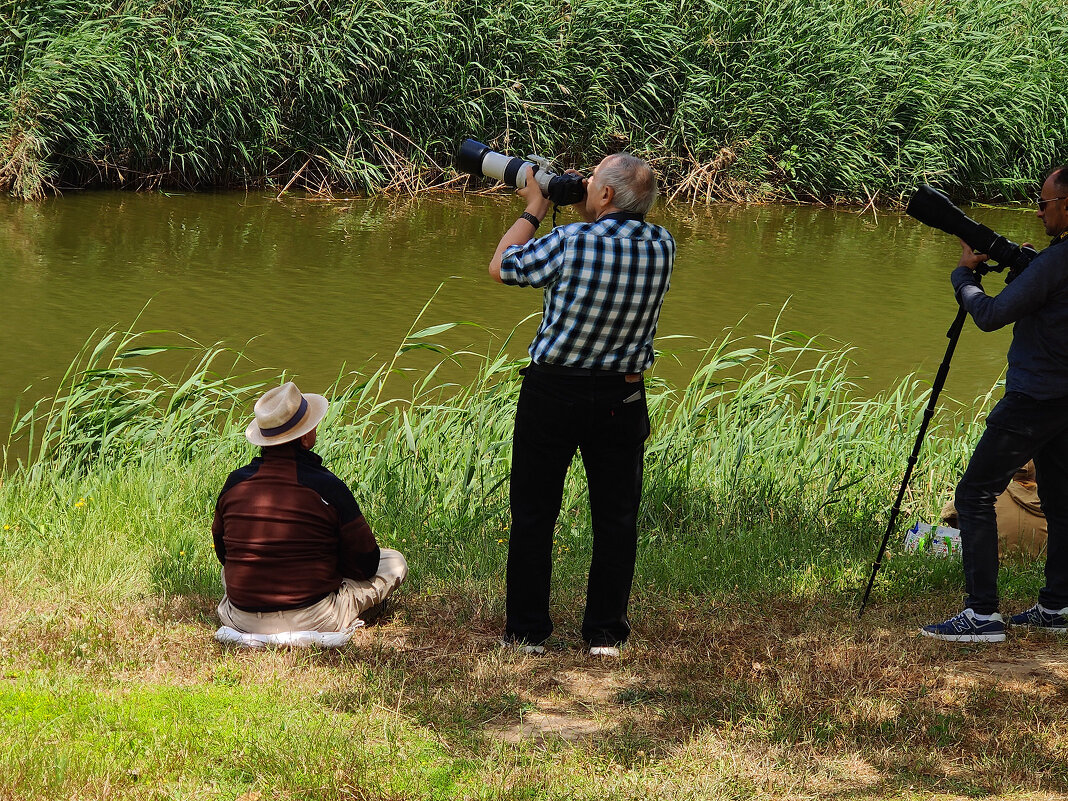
[488,153,675,656]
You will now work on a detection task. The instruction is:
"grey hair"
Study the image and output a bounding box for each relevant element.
[598,153,658,215]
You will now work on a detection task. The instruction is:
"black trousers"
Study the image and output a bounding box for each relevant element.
[956,391,1068,614]
[504,366,650,646]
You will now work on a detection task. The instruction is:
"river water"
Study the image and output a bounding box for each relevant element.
[0,191,1038,435]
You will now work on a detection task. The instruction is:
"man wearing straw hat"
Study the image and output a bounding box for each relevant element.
[213,381,407,634]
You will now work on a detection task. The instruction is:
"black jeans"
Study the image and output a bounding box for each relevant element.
[505,367,650,647]
[956,391,1068,614]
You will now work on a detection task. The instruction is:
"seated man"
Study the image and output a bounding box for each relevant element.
[213,381,406,634]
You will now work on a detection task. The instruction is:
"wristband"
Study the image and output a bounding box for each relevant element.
[520,211,542,230]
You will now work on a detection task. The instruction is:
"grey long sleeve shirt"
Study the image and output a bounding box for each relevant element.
[952,234,1068,400]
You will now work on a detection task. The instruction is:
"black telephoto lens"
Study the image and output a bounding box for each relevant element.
[457,139,492,178]
[906,184,1038,278]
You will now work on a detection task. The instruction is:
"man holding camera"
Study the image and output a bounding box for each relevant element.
[922,166,1068,642]
[488,153,675,656]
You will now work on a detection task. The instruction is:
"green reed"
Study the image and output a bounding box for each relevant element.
[0,317,994,602]
[1,0,1064,202]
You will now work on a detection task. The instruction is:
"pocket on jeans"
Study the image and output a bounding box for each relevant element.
[610,393,650,444]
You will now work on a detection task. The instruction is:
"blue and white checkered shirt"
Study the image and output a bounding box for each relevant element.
[499,213,675,373]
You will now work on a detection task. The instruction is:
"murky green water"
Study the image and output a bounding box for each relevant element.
[1,191,1039,435]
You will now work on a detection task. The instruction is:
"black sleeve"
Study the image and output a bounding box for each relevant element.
[297,463,381,580]
[952,258,1056,332]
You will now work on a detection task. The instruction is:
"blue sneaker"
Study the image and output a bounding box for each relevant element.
[920,609,1005,643]
[1008,604,1068,633]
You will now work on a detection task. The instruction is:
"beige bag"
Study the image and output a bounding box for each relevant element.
[941,461,1047,557]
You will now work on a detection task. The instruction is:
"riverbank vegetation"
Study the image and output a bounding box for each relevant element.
[3,321,1067,798]
[2,0,1066,203]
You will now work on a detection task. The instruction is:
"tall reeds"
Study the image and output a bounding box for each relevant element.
[5,321,984,570]
[1,0,1064,202]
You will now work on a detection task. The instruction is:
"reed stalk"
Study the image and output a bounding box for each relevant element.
[2,319,988,600]
[1,0,1064,203]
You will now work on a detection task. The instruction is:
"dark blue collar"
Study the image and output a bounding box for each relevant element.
[598,211,645,224]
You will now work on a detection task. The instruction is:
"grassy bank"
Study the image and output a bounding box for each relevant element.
[2,0,1066,203]
[3,320,1067,798]
[2,318,987,602]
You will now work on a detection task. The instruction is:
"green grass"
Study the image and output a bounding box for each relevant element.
[0,673,481,798]
[2,319,1066,799]
[1,313,993,604]
[1,0,1066,202]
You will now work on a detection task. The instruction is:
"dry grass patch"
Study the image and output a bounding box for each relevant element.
[3,590,1068,798]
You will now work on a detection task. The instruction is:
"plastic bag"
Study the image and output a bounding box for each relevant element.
[213,624,361,649]
[904,522,962,558]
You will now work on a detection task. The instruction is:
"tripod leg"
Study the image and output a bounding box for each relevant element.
[858,305,968,617]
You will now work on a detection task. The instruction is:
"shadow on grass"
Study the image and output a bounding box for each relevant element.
[306,588,1068,798]
[132,520,1064,797]
[4,567,1067,797]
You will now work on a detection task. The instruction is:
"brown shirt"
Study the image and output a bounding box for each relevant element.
[212,443,380,612]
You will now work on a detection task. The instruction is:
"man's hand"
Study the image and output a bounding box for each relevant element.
[517,166,551,220]
[958,238,989,271]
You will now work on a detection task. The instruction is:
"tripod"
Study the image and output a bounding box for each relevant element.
[858,303,969,617]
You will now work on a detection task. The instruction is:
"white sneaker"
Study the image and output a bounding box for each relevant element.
[589,645,621,657]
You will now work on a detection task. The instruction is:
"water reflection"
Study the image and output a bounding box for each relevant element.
[0,191,1037,433]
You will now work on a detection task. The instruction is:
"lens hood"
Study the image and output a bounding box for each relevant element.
[906,185,969,235]
[458,139,491,178]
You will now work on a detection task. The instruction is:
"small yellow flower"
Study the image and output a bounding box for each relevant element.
[179,551,186,557]
[2,525,9,531]
[497,538,504,544]
[74,501,85,508]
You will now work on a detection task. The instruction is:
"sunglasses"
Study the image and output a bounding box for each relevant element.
[1037,196,1067,210]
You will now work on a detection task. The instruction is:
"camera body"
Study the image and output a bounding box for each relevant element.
[457,139,586,207]
[906,185,1038,281]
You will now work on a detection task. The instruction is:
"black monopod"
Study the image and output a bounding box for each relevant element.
[857,186,1039,617]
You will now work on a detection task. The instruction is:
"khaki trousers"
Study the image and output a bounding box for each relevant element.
[217,548,408,634]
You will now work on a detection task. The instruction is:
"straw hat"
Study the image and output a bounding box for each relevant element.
[245,382,328,446]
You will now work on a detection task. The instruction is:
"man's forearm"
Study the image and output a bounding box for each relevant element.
[490,170,550,282]
[489,216,540,282]
[952,264,1044,332]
